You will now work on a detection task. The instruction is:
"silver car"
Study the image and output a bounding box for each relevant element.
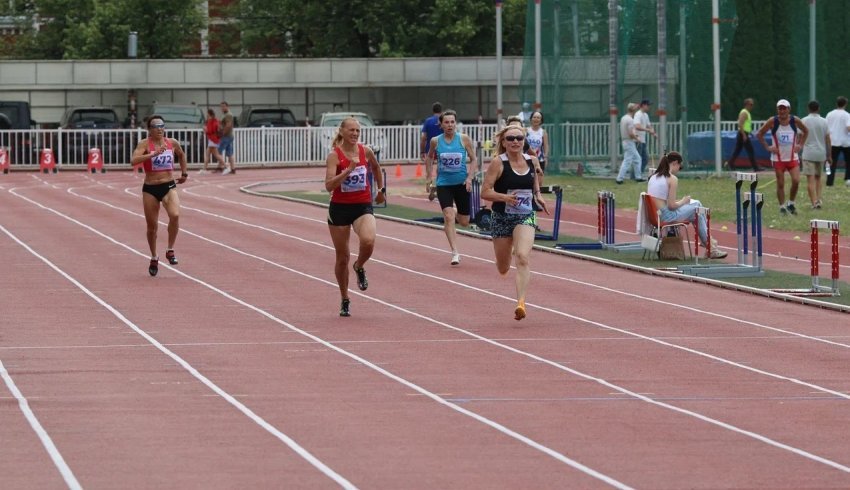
[317,112,387,159]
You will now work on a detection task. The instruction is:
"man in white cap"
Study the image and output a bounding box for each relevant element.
[757,99,809,215]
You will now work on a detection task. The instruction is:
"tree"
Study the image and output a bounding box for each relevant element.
[236,0,526,57]
[3,0,204,59]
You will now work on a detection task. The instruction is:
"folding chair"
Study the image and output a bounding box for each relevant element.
[641,192,693,260]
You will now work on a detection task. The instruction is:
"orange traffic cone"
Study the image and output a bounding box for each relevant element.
[415,163,423,178]
[395,164,402,178]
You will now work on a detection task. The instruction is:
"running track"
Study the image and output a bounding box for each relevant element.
[1,169,849,489]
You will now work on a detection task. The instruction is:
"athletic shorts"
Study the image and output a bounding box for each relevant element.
[490,210,536,239]
[801,160,823,176]
[142,181,176,202]
[218,136,234,157]
[772,159,799,173]
[207,139,219,148]
[327,201,374,227]
[436,183,471,216]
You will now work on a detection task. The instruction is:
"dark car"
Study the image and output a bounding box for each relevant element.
[0,101,41,165]
[237,106,297,127]
[58,107,128,164]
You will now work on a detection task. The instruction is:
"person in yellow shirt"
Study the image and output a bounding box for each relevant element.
[725,98,759,172]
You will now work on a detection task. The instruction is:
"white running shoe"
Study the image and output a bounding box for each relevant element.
[197,169,207,174]
[451,252,460,265]
[221,168,232,175]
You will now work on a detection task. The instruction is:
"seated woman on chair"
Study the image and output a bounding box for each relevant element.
[647,151,727,259]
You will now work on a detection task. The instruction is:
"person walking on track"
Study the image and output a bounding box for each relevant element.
[130,115,188,277]
[325,116,385,317]
[481,124,549,321]
[757,99,809,215]
[725,98,759,172]
[424,109,478,266]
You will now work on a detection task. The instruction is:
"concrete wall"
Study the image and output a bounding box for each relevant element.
[0,56,675,125]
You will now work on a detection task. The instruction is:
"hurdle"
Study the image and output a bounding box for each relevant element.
[771,220,841,297]
[677,172,765,278]
[555,190,640,251]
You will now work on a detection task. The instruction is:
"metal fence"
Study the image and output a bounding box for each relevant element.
[0,121,749,171]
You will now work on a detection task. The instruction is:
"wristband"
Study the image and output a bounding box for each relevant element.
[380,187,386,194]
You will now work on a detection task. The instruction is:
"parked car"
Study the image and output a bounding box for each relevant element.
[58,106,127,164]
[317,111,387,157]
[0,100,41,165]
[237,106,297,128]
[145,103,206,163]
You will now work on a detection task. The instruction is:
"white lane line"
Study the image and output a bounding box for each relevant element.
[185,187,850,350]
[0,221,358,490]
[11,189,633,489]
[1,359,83,490]
[55,186,850,474]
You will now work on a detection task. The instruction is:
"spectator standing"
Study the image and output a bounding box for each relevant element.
[615,103,641,184]
[517,102,533,125]
[725,98,759,172]
[800,100,832,209]
[634,99,656,179]
[526,111,550,174]
[420,102,443,201]
[201,108,225,173]
[757,99,809,215]
[219,101,236,175]
[825,96,850,186]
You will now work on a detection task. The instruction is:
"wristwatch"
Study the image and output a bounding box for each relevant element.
[380,187,386,194]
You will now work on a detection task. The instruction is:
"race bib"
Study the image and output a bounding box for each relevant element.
[151,151,174,171]
[778,132,793,145]
[439,152,464,172]
[341,165,367,192]
[506,189,533,215]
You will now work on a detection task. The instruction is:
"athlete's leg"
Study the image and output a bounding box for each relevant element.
[142,192,161,257]
[161,189,181,250]
[328,224,352,298]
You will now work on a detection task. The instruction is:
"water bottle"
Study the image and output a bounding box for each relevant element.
[826,162,832,176]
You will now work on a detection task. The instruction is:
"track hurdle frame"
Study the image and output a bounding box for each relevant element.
[556,190,642,252]
[676,172,765,278]
[771,220,841,297]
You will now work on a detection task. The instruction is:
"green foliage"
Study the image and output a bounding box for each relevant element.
[3,0,205,59]
[237,0,526,58]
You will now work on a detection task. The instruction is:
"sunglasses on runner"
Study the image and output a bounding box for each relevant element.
[504,135,525,142]
[150,123,166,129]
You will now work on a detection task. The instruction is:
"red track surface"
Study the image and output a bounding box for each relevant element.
[2,168,849,489]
